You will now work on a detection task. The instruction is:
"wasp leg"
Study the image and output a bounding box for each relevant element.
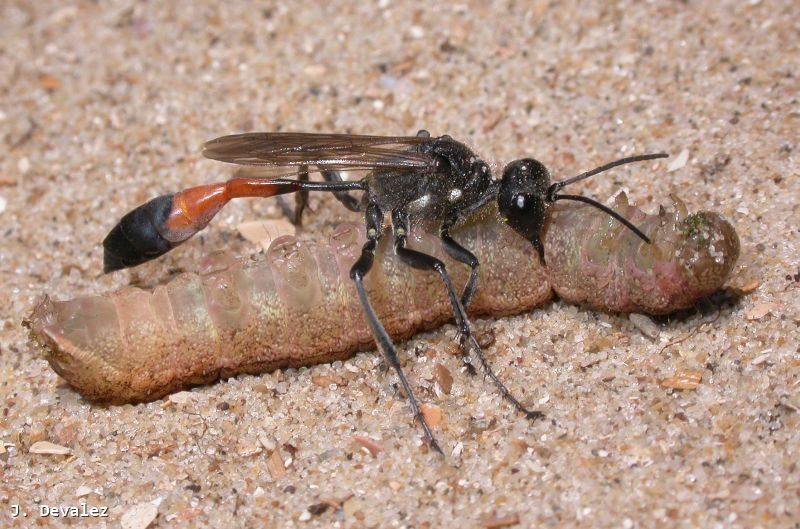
[280,167,361,226]
[293,165,310,225]
[276,165,310,226]
[350,204,443,455]
[319,170,362,212]
[393,210,544,422]
[437,182,500,307]
[439,221,480,375]
[440,223,479,310]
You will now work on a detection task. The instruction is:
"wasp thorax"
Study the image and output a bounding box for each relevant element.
[497,158,552,244]
[467,160,492,191]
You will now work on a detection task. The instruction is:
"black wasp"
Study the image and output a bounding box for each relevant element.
[103,130,666,454]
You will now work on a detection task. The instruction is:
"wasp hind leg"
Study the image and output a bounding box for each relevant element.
[320,169,362,212]
[350,203,444,455]
[276,165,311,226]
[280,166,362,226]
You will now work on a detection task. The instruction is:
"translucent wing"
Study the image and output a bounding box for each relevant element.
[202,132,435,170]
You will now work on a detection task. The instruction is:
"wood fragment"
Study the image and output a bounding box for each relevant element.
[667,148,689,171]
[659,370,703,390]
[29,440,70,455]
[434,363,454,395]
[267,449,287,479]
[482,513,520,528]
[352,435,383,458]
[38,73,61,91]
[311,374,348,388]
[420,403,443,428]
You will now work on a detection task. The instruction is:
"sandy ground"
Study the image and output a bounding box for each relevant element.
[1,1,798,528]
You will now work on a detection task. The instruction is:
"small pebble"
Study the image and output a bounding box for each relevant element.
[75,485,93,497]
[17,157,31,174]
[746,302,779,320]
[629,313,660,339]
[259,435,276,451]
[121,503,158,529]
[750,351,771,365]
[168,391,194,405]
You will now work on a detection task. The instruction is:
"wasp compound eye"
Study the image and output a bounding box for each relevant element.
[499,192,547,241]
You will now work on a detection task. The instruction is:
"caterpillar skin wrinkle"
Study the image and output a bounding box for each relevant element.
[27,198,739,403]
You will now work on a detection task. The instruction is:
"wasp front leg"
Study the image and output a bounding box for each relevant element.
[350,204,444,455]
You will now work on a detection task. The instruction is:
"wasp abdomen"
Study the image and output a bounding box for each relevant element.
[102,194,176,273]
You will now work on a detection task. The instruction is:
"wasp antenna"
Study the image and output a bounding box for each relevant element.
[553,193,652,244]
[549,153,669,200]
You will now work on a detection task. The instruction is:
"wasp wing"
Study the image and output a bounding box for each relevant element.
[202,132,435,171]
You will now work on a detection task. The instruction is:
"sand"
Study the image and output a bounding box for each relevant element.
[1,1,797,527]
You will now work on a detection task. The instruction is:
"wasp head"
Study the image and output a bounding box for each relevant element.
[497,158,552,256]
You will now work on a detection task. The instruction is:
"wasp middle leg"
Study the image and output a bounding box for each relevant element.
[392,210,544,422]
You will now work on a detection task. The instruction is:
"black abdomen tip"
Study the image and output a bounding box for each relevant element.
[103,194,175,273]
